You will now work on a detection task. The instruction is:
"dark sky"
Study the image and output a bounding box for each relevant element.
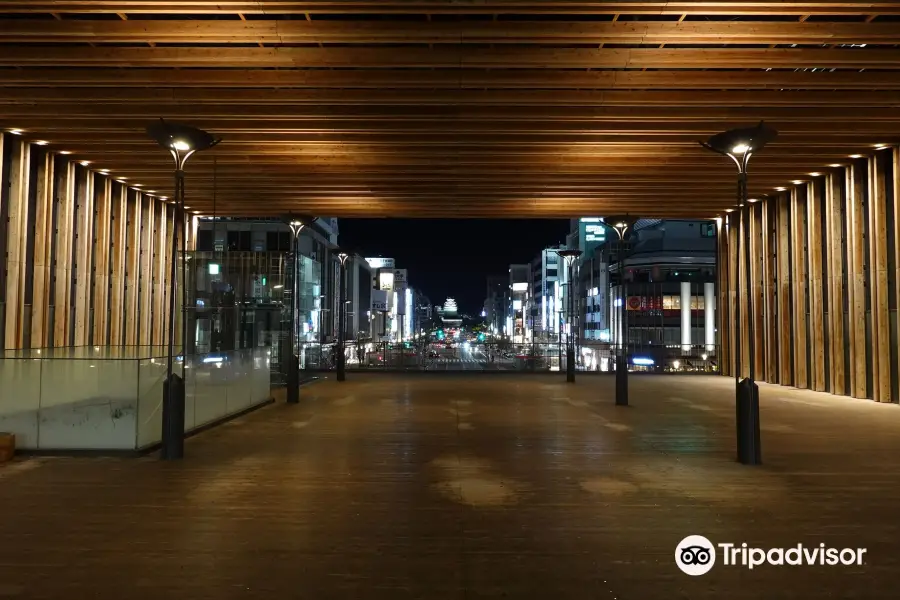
[338,219,570,314]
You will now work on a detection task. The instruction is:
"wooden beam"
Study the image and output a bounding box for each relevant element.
[7,88,900,107]
[72,167,94,346]
[761,199,777,383]
[30,150,55,348]
[138,193,153,345]
[776,193,792,385]
[53,161,76,347]
[109,182,127,346]
[3,139,31,350]
[825,170,846,396]
[124,189,141,346]
[92,177,112,345]
[4,47,900,69]
[847,162,868,398]
[749,202,764,378]
[4,68,898,90]
[791,185,809,389]
[806,180,825,392]
[5,2,900,16]
[868,153,892,401]
[4,20,900,46]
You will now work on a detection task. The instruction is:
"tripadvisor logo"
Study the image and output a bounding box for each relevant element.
[675,535,867,576]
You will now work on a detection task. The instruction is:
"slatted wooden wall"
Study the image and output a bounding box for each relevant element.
[720,145,900,402]
[0,133,184,350]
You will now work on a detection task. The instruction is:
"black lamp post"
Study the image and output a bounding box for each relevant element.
[282,215,316,404]
[146,119,220,461]
[701,121,776,465]
[605,216,637,406]
[555,249,582,383]
[335,249,351,381]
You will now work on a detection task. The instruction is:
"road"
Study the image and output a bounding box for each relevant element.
[424,345,518,371]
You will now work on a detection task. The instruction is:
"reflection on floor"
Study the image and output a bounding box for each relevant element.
[1,375,898,599]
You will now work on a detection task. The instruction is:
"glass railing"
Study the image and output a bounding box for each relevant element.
[294,341,719,374]
[0,346,272,451]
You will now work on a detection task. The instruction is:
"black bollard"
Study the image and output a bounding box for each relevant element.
[161,373,185,460]
[736,378,761,465]
[286,353,300,404]
[615,352,628,406]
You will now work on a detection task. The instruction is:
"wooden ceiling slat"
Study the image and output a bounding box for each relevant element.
[2,68,897,90]
[0,2,893,218]
[3,20,900,45]
[4,46,900,69]
[6,2,900,16]
[4,88,900,107]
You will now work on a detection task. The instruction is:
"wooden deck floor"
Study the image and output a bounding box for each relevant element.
[1,375,898,599]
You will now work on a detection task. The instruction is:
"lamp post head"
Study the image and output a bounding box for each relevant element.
[604,215,638,241]
[335,248,351,266]
[146,119,220,171]
[555,248,582,266]
[283,214,316,236]
[700,121,777,173]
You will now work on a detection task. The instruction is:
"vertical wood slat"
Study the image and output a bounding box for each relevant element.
[847,163,868,398]
[53,162,75,347]
[716,217,729,376]
[728,215,739,378]
[790,187,809,389]
[174,209,184,348]
[738,211,749,379]
[894,147,900,404]
[868,155,892,402]
[826,171,846,396]
[748,203,763,379]
[153,202,168,347]
[4,140,31,350]
[109,183,127,346]
[73,169,94,346]
[761,200,777,383]
[124,190,141,346]
[776,193,792,386]
[30,151,55,348]
[807,181,826,392]
[92,178,112,346]
[139,194,154,346]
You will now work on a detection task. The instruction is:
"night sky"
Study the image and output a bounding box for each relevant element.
[338,219,571,315]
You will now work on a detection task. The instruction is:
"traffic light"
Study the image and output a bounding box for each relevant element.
[477,333,485,342]
[436,329,445,339]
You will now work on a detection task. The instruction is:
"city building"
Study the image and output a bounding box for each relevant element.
[509,264,531,343]
[484,275,508,337]
[530,245,565,342]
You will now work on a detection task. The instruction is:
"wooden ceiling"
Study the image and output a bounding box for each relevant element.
[2,1,899,218]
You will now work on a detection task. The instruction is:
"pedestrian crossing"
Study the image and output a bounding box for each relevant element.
[430,357,514,364]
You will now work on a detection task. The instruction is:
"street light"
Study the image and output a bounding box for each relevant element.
[701,121,776,465]
[146,118,220,461]
[335,249,351,382]
[605,216,638,406]
[281,215,316,404]
[555,249,582,383]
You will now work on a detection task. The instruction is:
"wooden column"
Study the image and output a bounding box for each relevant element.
[738,210,750,379]
[749,202,764,378]
[108,183,128,347]
[124,190,141,346]
[825,170,846,396]
[728,213,740,378]
[92,177,112,346]
[868,154,892,402]
[716,217,730,376]
[152,201,168,347]
[72,168,94,346]
[789,187,809,389]
[30,151,55,348]
[847,163,868,398]
[53,162,76,347]
[761,199,777,384]
[894,147,900,404]
[138,194,154,346]
[4,139,31,350]
[807,181,826,392]
[776,193,792,386]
